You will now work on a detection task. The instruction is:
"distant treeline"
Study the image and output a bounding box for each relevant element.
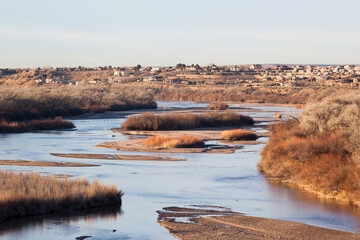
[154,86,344,105]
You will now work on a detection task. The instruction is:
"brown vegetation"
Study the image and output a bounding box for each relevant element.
[144,135,205,148]
[221,129,258,141]
[0,85,156,133]
[155,86,314,104]
[0,117,75,133]
[0,85,156,122]
[122,111,254,130]
[207,102,229,110]
[259,92,360,205]
[0,170,122,222]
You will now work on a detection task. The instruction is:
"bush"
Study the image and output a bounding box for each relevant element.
[208,102,229,110]
[221,129,258,140]
[144,135,205,148]
[122,111,254,130]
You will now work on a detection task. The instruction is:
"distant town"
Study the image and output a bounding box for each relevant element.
[1,64,360,88]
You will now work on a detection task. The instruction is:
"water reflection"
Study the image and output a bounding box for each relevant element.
[0,206,122,238]
[266,178,360,231]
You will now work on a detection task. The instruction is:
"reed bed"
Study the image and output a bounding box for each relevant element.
[122,111,254,130]
[259,92,360,204]
[221,129,258,140]
[144,135,205,148]
[0,170,122,222]
[207,102,229,110]
[0,117,75,133]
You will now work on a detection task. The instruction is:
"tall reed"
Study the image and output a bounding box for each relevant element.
[122,111,254,130]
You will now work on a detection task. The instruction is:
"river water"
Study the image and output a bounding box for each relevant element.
[0,101,359,240]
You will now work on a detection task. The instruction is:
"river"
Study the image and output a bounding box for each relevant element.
[0,101,359,240]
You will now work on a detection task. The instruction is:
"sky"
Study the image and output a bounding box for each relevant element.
[0,0,359,68]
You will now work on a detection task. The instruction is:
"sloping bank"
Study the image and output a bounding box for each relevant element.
[259,92,360,206]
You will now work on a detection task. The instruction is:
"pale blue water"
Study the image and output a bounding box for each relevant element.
[0,102,358,240]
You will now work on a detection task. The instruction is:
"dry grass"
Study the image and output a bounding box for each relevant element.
[0,85,157,122]
[221,129,258,141]
[0,117,75,133]
[208,102,229,110]
[259,92,360,204]
[155,86,315,104]
[0,170,122,222]
[259,120,360,203]
[122,111,254,130]
[144,135,205,148]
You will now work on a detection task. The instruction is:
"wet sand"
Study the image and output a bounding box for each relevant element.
[51,153,185,161]
[157,207,360,240]
[0,160,98,167]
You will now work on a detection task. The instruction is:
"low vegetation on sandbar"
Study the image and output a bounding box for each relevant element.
[144,135,205,148]
[0,170,122,222]
[0,117,75,133]
[221,129,258,141]
[122,111,254,131]
[259,92,360,205]
[0,85,156,133]
[207,102,229,110]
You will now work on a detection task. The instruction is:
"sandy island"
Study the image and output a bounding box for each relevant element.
[51,153,185,161]
[0,160,99,167]
[97,127,268,154]
[157,206,360,240]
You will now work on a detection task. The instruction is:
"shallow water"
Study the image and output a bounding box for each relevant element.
[0,101,359,239]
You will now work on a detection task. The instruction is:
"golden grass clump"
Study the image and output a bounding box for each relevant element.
[0,170,122,222]
[207,102,229,110]
[122,111,254,130]
[144,135,205,148]
[221,129,258,141]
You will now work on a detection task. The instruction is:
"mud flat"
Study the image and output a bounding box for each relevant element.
[157,206,360,240]
[0,160,98,167]
[96,138,242,154]
[51,153,185,162]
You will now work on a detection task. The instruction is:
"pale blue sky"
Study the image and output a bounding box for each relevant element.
[0,0,359,68]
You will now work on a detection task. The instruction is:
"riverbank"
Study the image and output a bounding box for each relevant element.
[259,92,360,207]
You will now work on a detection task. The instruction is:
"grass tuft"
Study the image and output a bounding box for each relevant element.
[221,129,258,140]
[144,135,205,148]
